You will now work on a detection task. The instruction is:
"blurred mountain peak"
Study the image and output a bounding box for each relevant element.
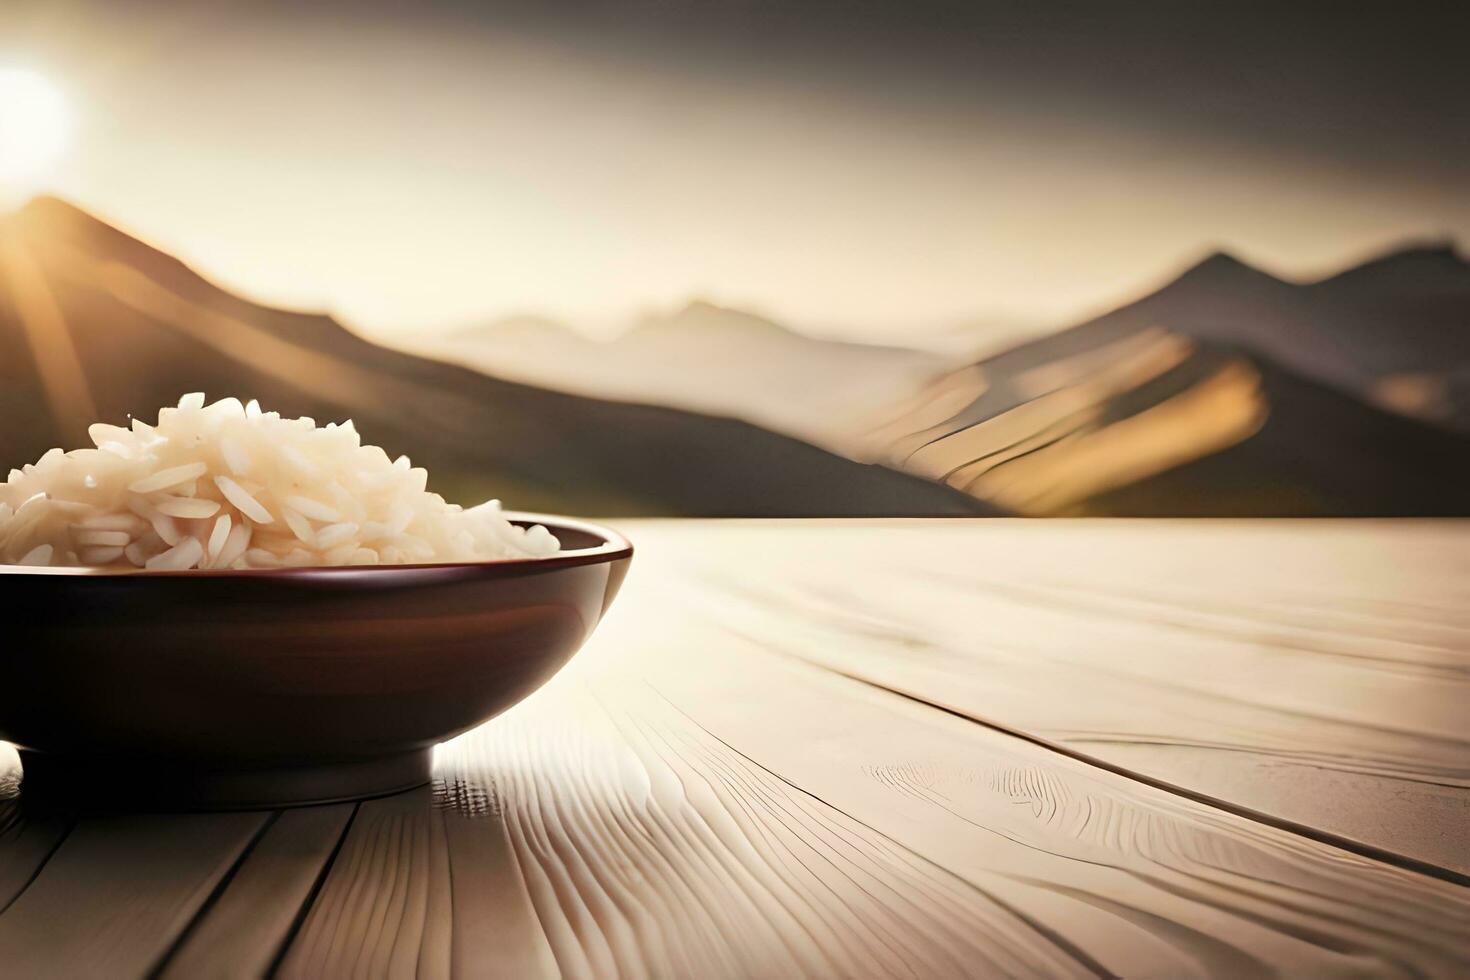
[0,197,990,516]
[16,192,75,215]
[1170,249,1282,291]
[635,299,795,337]
[861,235,1470,516]
[10,193,95,231]
[1362,239,1461,265]
[8,195,168,268]
[1316,239,1468,290]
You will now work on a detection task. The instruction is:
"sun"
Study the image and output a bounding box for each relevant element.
[0,68,71,191]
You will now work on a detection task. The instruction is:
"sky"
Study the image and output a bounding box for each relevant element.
[2,0,1467,344]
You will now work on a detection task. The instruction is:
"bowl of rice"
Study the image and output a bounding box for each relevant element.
[0,395,632,808]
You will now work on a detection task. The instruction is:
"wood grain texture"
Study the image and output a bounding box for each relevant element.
[443,683,1090,980]
[624,520,1470,875]
[0,810,267,978]
[0,802,70,916]
[1,748,72,915]
[613,624,1470,977]
[269,682,1094,979]
[159,803,354,979]
[274,788,456,979]
[255,521,1469,979]
[271,782,562,979]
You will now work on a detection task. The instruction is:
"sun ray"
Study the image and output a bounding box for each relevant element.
[0,233,97,444]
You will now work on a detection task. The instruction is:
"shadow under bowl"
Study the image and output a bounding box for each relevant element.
[0,513,632,810]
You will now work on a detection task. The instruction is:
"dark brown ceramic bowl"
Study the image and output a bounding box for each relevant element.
[0,513,631,809]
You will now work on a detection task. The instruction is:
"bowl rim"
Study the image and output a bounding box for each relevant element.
[0,511,632,578]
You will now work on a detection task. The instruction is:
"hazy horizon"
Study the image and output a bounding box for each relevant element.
[7,190,1466,355]
[4,0,1466,346]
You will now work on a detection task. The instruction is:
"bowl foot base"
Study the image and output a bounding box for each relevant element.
[16,747,433,810]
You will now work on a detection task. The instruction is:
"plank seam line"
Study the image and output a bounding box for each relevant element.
[811,661,1470,890]
[264,801,361,979]
[645,684,1119,980]
[146,809,283,978]
[729,569,1470,749]
[0,812,77,917]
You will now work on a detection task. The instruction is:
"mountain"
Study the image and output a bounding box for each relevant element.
[1308,245,1470,428]
[860,251,1470,516]
[0,197,990,517]
[437,300,952,450]
[1067,245,1470,430]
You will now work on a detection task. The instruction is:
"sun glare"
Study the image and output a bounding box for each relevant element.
[0,68,71,192]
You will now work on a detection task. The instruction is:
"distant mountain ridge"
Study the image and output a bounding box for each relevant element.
[861,246,1470,516]
[630,300,798,338]
[1126,245,1470,428]
[439,298,952,450]
[8,196,1463,518]
[0,197,990,517]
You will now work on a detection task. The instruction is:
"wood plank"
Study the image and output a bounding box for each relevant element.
[275,788,456,979]
[158,803,354,979]
[599,608,1470,977]
[439,684,1086,979]
[621,519,1470,875]
[0,745,72,915]
[275,774,560,978]
[271,571,1470,977]
[0,809,268,978]
[437,788,560,978]
[0,801,71,917]
[274,677,1094,978]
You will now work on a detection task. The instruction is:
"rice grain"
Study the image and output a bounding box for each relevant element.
[1,394,560,570]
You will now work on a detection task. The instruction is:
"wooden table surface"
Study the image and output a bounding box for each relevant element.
[2,519,1468,978]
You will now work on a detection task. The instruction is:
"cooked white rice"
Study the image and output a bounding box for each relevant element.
[0,394,560,569]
